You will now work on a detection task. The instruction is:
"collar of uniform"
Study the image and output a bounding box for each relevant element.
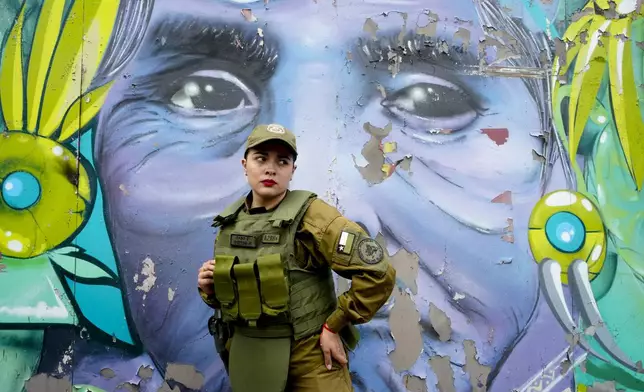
[243,190,290,214]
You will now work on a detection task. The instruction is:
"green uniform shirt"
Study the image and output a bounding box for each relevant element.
[199,192,396,334]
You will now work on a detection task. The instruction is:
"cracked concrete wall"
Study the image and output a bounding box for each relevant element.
[1,0,643,391]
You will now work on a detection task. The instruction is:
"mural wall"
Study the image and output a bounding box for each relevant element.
[0,0,642,391]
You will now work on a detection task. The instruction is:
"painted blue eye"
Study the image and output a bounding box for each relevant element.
[1,171,41,210]
[545,211,586,253]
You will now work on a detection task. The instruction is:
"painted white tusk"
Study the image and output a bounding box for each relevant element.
[568,259,640,372]
[538,258,608,361]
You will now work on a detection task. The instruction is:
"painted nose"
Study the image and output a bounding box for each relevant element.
[268,60,348,192]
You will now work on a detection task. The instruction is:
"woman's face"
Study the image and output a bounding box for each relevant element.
[94,0,546,390]
[242,142,295,204]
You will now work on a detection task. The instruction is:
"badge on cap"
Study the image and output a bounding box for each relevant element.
[267,124,286,134]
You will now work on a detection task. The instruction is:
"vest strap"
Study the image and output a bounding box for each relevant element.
[268,190,316,227]
[212,195,246,228]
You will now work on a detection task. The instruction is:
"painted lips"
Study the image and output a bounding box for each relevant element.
[261,180,276,186]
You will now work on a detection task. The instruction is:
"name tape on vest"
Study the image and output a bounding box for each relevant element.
[262,233,281,244]
[230,234,258,248]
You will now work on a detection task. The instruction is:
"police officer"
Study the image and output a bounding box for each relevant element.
[197,124,396,392]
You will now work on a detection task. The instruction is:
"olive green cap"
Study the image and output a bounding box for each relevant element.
[245,124,297,158]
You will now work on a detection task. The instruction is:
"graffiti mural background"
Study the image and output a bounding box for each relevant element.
[0,0,642,391]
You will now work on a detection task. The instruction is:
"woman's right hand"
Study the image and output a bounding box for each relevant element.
[197,259,216,295]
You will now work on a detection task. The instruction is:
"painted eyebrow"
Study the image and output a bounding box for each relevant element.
[356,30,480,71]
[146,18,279,79]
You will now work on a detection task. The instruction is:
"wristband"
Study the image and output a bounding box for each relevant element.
[323,323,336,334]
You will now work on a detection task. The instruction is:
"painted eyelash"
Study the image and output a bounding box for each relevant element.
[358,31,479,69]
[149,18,279,79]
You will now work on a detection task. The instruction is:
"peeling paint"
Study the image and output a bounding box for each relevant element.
[453,292,466,301]
[532,149,546,163]
[100,368,116,379]
[416,10,439,36]
[491,191,512,205]
[463,340,491,392]
[167,287,175,302]
[386,241,419,294]
[478,26,521,66]
[164,363,204,390]
[25,374,72,392]
[354,121,412,185]
[117,382,140,392]
[388,287,422,372]
[481,128,509,146]
[454,27,471,51]
[429,355,457,392]
[240,9,257,23]
[157,383,180,392]
[375,83,387,98]
[403,374,428,392]
[454,17,473,25]
[381,141,397,154]
[137,365,154,380]
[587,380,622,392]
[396,12,409,46]
[585,325,597,336]
[502,218,514,243]
[387,49,402,77]
[363,18,379,39]
[428,303,452,342]
[135,257,157,302]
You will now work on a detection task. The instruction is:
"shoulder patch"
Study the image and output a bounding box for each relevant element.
[357,238,384,265]
[337,231,357,255]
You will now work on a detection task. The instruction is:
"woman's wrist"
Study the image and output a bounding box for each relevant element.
[323,323,336,334]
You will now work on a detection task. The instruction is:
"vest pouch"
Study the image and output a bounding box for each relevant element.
[213,255,239,320]
[256,254,289,317]
[233,263,262,325]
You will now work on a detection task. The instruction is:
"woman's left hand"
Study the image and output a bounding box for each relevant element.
[319,324,348,370]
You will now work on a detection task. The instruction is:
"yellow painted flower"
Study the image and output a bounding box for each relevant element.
[528,190,607,284]
[0,0,121,258]
[0,133,92,258]
[551,0,644,191]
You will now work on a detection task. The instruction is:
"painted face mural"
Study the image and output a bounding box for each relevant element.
[1,0,643,391]
[94,0,547,390]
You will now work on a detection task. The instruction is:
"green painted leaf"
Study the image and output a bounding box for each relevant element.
[0,255,77,325]
[47,247,113,280]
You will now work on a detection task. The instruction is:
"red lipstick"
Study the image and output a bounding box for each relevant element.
[261,179,276,187]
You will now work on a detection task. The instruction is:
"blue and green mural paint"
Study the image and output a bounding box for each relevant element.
[0,0,642,391]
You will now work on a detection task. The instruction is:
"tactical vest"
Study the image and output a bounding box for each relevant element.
[211,190,338,341]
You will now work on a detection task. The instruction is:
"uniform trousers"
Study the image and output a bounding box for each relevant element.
[286,332,353,392]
